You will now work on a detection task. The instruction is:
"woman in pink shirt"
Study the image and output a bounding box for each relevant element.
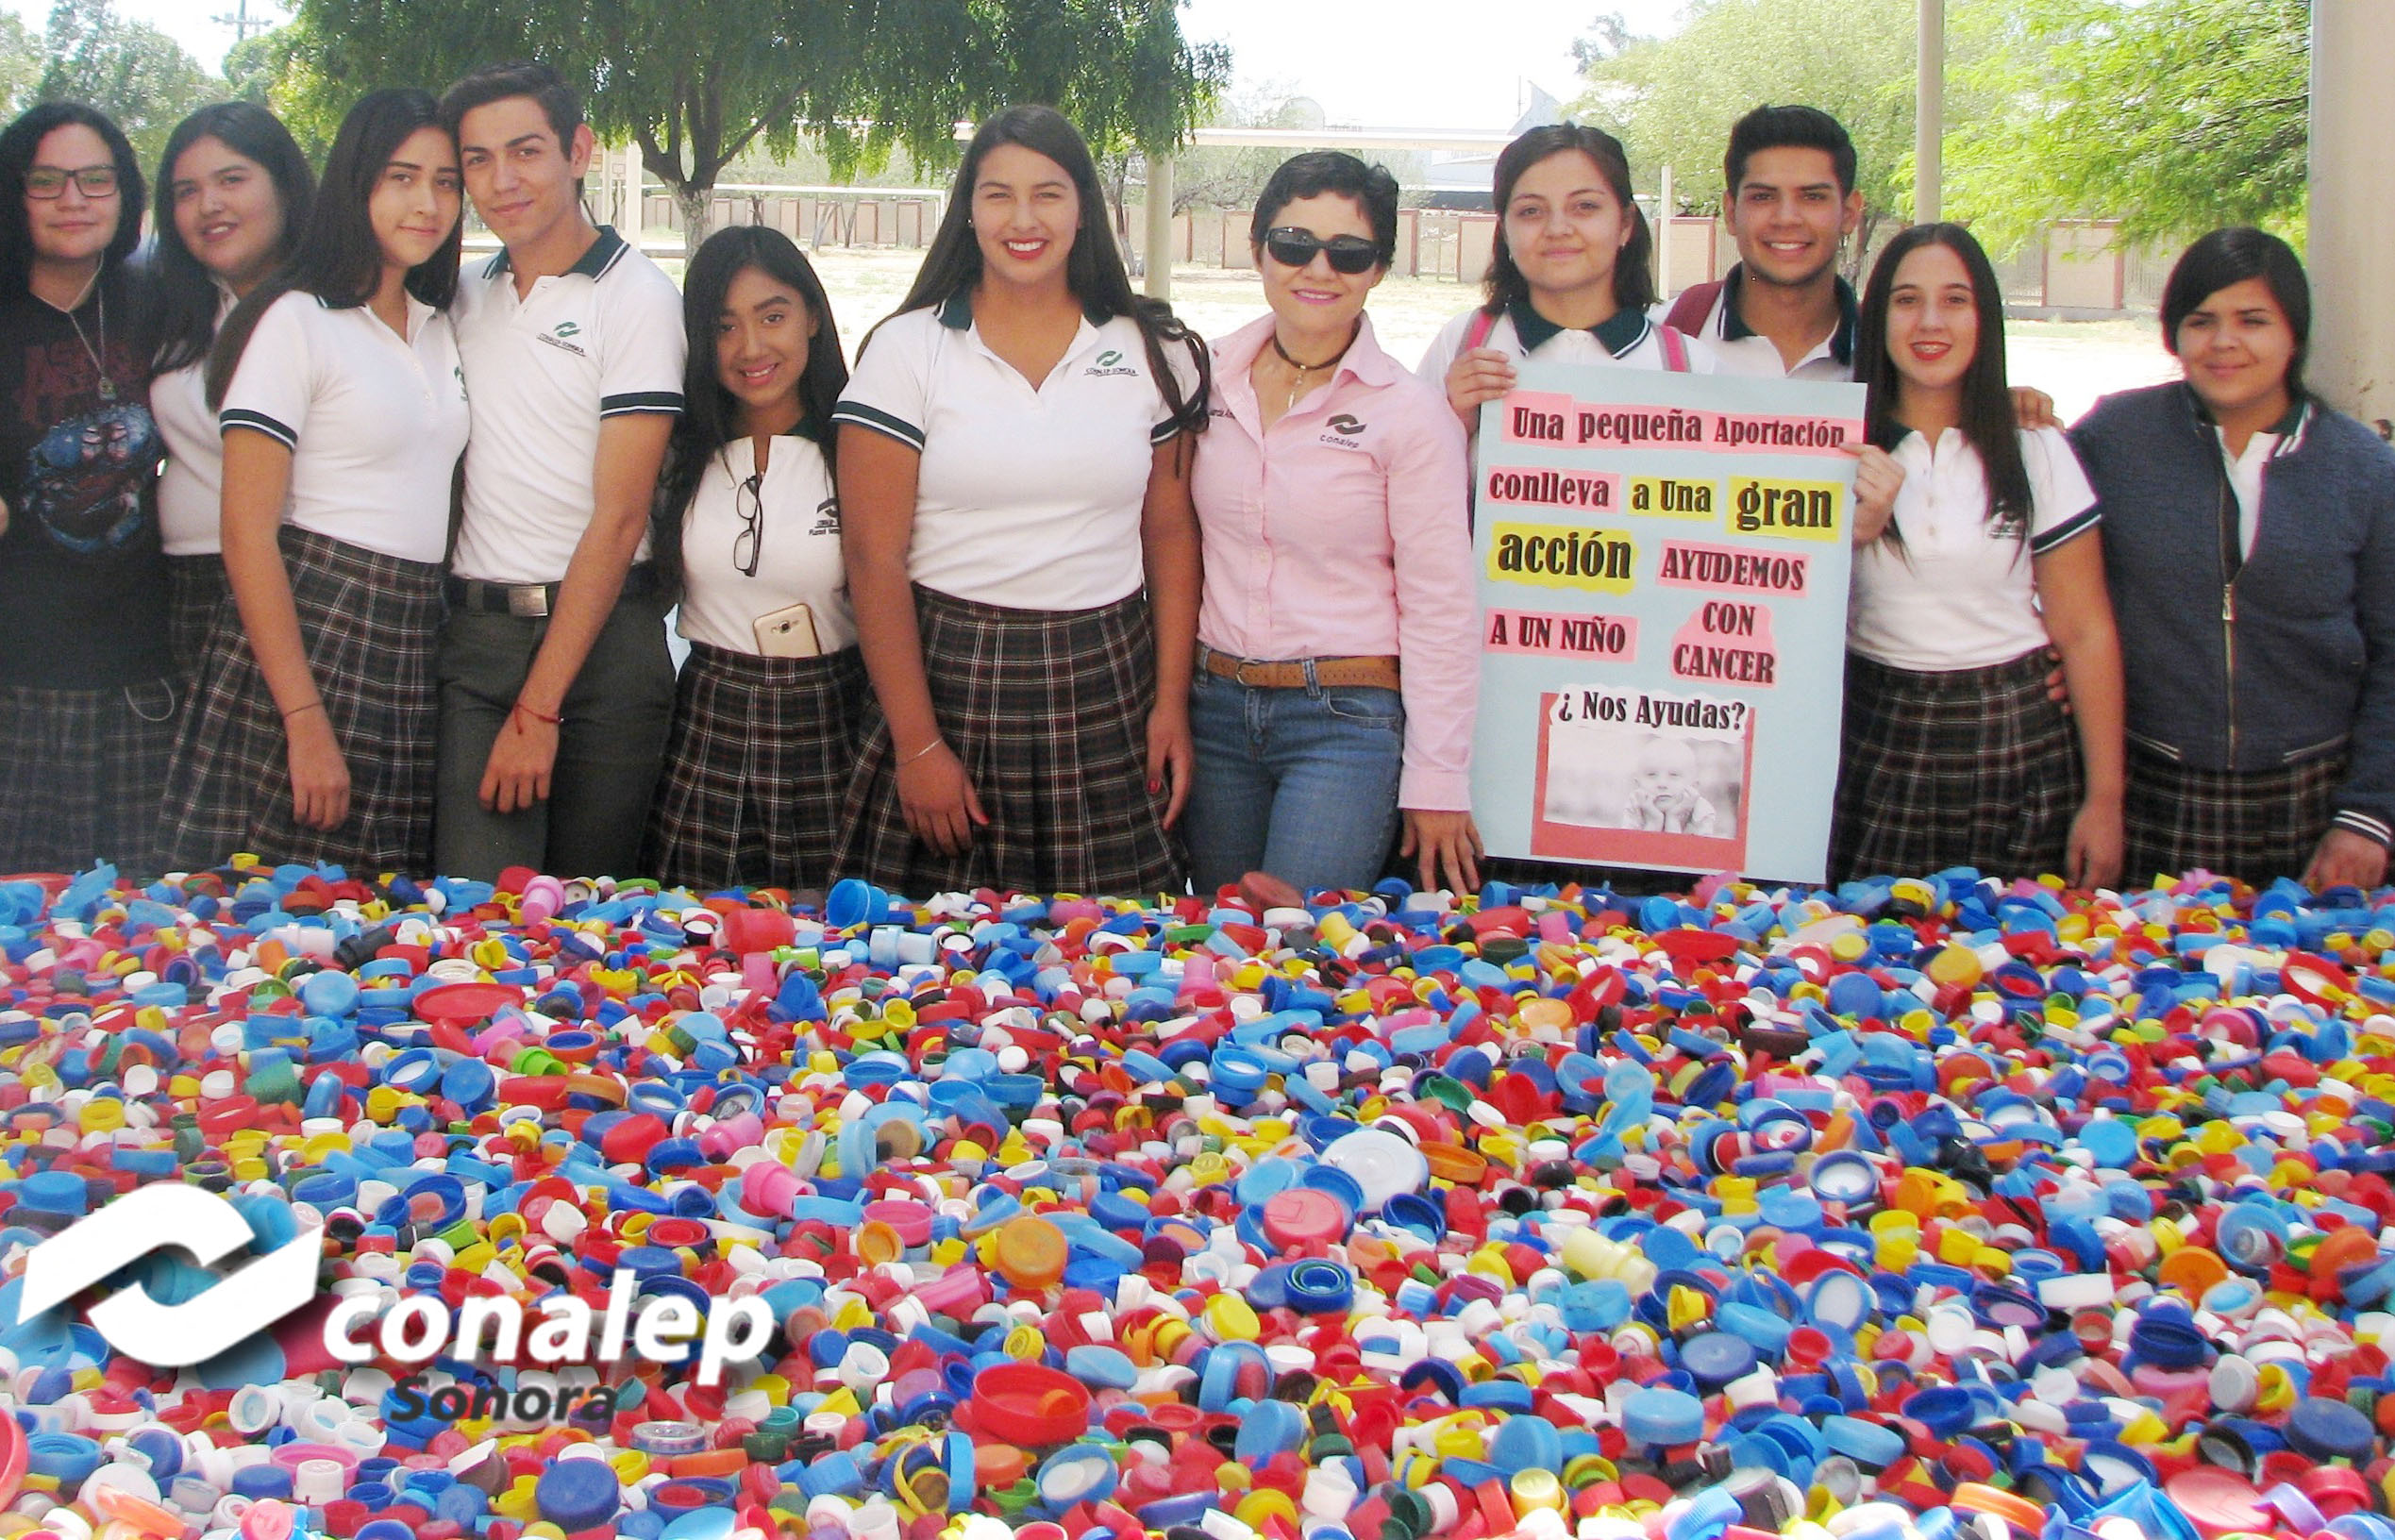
[1187,152,1482,896]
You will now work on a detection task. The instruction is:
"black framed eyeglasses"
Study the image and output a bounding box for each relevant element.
[732,471,765,577]
[1263,226,1381,276]
[25,166,118,199]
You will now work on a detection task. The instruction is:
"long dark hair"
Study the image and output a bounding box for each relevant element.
[1482,124,1656,317]
[1856,222,2033,540]
[654,226,848,596]
[0,102,145,298]
[207,90,461,410]
[144,104,316,376]
[882,104,1207,438]
[2162,226,2310,401]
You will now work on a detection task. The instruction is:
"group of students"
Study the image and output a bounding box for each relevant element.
[0,77,2386,904]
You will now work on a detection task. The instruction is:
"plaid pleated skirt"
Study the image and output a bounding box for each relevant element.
[159,526,444,876]
[0,676,178,875]
[832,587,1183,899]
[644,642,869,893]
[1831,648,2083,884]
[167,553,227,684]
[2123,744,2341,886]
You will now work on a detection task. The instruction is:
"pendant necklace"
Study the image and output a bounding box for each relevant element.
[1270,321,1358,416]
[55,269,114,402]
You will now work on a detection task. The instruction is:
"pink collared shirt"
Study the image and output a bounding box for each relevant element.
[1192,312,1479,810]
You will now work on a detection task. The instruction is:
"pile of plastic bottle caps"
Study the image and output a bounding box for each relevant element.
[0,858,2391,1540]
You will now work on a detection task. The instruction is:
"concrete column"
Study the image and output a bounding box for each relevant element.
[1145,155,1176,301]
[2311,1,2395,435]
[1658,163,1675,296]
[1915,0,1942,223]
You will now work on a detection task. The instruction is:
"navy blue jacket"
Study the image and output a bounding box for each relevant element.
[2070,382,2395,848]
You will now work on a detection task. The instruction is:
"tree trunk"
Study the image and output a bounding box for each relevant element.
[676,183,712,259]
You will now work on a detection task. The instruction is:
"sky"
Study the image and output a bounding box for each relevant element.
[6,0,1690,131]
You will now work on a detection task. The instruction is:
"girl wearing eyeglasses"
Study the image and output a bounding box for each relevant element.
[1184,152,1481,898]
[142,104,316,684]
[830,105,1209,899]
[0,103,174,875]
[1421,124,1715,430]
[157,91,469,877]
[641,226,862,891]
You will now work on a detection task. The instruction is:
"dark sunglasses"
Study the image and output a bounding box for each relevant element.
[1263,226,1381,276]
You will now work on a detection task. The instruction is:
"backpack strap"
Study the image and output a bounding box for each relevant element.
[1464,308,1497,353]
[1664,279,1724,339]
[1658,324,1690,374]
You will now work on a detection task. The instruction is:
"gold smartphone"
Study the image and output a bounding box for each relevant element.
[753,602,822,659]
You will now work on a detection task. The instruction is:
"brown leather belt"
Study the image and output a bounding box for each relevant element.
[1197,644,1400,692]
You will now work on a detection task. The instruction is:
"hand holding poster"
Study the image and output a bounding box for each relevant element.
[1470,363,1867,883]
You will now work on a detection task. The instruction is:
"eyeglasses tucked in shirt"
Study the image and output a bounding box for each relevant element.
[732,469,765,577]
[25,165,118,199]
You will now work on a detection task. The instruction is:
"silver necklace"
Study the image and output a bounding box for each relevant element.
[55,272,114,402]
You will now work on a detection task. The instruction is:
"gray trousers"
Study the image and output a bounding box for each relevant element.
[433,589,676,881]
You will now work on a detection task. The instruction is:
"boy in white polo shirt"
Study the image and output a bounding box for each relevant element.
[433,62,685,881]
[1657,105,1865,381]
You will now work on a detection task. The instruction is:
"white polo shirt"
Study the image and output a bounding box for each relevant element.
[1654,265,1859,382]
[217,290,470,564]
[2214,397,2311,561]
[151,281,238,557]
[1415,300,1717,393]
[448,226,685,584]
[830,292,1199,611]
[676,427,856,656]
[1848,425,2099,673]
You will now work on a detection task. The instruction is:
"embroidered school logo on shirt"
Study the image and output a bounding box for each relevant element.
[1319,414,1369,450]
[810,495,840,535]
[1084,347,1137,379]
[536,322,589,359]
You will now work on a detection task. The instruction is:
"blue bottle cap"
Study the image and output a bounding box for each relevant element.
[659,1511,737,1540]
[536,1458,623,1532]
[1680,1331,1759,1388]
[1284,1259,1356,1315]
[1819,1414,1905,1469]
[1622,1386,1705,1447]
[2286,1397,2376,1463]
[1486,1414,1565,1475]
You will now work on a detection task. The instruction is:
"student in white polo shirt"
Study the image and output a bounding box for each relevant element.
[1655,105,1864,382]
[1832,224,2123,891]
[1420,124,1715,437]
[433,61,684,882]
[158,90,469,876]
[1655,104,2064,439]
[143,103,315,682]
[642,226,865,892]
[831,105,1208,899]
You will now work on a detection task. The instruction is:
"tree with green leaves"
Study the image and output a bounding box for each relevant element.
[35,0,222,171]
[286,0,1230,253]
[1945,0,2306,254]
[0,13,42,119]
[1572,0,2004,276]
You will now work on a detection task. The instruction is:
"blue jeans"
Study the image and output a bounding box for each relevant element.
[1185,665,1405,895]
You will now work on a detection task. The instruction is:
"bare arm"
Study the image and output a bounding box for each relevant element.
[220,428,347,830]
[2034,529,2126,889]
[1142,433,1200,827]
[477,412,673,814]
[1442,347,1517,434]
[839,423,984,853]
